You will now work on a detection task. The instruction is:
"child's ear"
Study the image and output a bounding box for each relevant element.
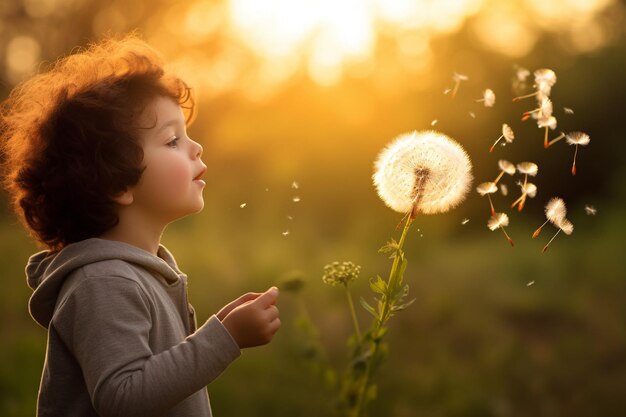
[111,188,134,206]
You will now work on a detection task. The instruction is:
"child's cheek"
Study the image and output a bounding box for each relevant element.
[163,161,191,191]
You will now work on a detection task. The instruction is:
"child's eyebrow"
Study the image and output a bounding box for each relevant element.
[156,119,180,134]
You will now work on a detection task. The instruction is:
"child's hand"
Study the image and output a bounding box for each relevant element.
[220,287,280,349]
[216,292,263,321]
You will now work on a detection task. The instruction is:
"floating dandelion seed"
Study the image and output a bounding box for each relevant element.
[373,131,473,216]
[522,97,553,121]
[431,119,438,126]
[517,162,539,179]
[533,197,566,238]
[585,205,597,216]
[476,89,496,107]
[477,182,498,216]
[292,181,299,189]
[287,215,294,220]
[516,67,530,82]
[494,159,516,184]
[443,88,452,95]
[265,187,269,192]
[538,115,557,148]
[487,212,514,246]
[527,281,535,287]
[462,218,470,225]
[566,131,591,176]
[500,184,508,196]
[282,230,290,236]
[490,124,515,153]
[546,131,566,147]
[511,182,537,211]
[451,72,468,97]
[543,217,573,253]
[240,203,247,208]
[512,68,556,101]
[469,111,476,119]
[292,196,301,202]
[564,107,574,115]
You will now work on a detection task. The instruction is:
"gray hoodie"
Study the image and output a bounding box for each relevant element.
[26,237,241,417]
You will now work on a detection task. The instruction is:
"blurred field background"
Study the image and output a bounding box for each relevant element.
[2,0,626,416]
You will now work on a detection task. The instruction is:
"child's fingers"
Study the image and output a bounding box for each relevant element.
[254,286,279,307]
[268,317,281,335]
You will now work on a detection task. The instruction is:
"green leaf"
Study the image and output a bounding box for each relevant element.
[378,238,399,254]
[369,275,386,294]
[359,297,378,318]
[391,297,416,312]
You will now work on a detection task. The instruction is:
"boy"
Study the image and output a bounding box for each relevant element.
[0,34,280,416]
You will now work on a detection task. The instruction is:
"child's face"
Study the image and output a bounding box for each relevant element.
[131,95,206,224]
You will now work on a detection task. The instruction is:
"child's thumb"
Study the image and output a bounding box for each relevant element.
[255,286,279,306]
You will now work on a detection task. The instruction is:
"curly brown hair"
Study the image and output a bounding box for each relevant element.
[0,34,196,252]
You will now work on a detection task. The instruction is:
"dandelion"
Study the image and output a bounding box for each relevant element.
[489,124,515,152]
[292,196,301,202]
[461,218,470,225]
[451,72,468,97]
[487,212,514,247]
[564,107,574,115]
[533,197,566,238]
[500,184,508,196]
[511,182,537,211]
[373,130,473,216]
[542,217,573,253]
[585,205,597,215]
[566,131,591,176]
[240,203,247,208]
[476,89,496,107]
[477,182,498,215]
[494,159,516,184]
[538,115,557,148]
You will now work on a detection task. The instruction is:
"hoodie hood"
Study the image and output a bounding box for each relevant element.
[26,238,186,329]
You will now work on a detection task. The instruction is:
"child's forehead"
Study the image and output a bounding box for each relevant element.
[139,96,185,131]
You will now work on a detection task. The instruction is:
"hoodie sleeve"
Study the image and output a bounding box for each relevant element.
[52,273,241,417]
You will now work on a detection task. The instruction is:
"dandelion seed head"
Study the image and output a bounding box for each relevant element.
[483,89,496,107]
[584,205,597,216]
[545,197,567,223]
[538,115,557,130]
[557,218,574,235]
[521,182,537,198]
[516,67,530,81]
[477,181,498,196]
[498,159,516,175]
[539,97,553,118]
[566,131,590,146]
[488,212,509,231]
[453,72,469,81]
[517,162,538,176]
[502,124,515,143]
[500,184,508,196]
[373,130,473,215]
[322,261,361,287]
[534,68,557,89]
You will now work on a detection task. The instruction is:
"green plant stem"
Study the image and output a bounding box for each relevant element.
[345,287,362,341]
[352,214,414,417]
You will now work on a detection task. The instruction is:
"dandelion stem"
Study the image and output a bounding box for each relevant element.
[345,287,362,341]
[487,194,496,216]
[572,145,578,176]
[543,228,562,253]
[544,127,549,149]
[493,171,505,184]
[451,80,460,98]
[489,136,503,153]
[547,132,565,147]
[533,219,549,238]
[512,91,538,101]
[500,226,514,247]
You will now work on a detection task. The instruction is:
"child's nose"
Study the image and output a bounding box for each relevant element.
[191,140,203,158]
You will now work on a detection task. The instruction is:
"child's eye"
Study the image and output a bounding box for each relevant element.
[166,136,180,148]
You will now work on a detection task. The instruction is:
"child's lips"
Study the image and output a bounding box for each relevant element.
[193,166,207,182]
